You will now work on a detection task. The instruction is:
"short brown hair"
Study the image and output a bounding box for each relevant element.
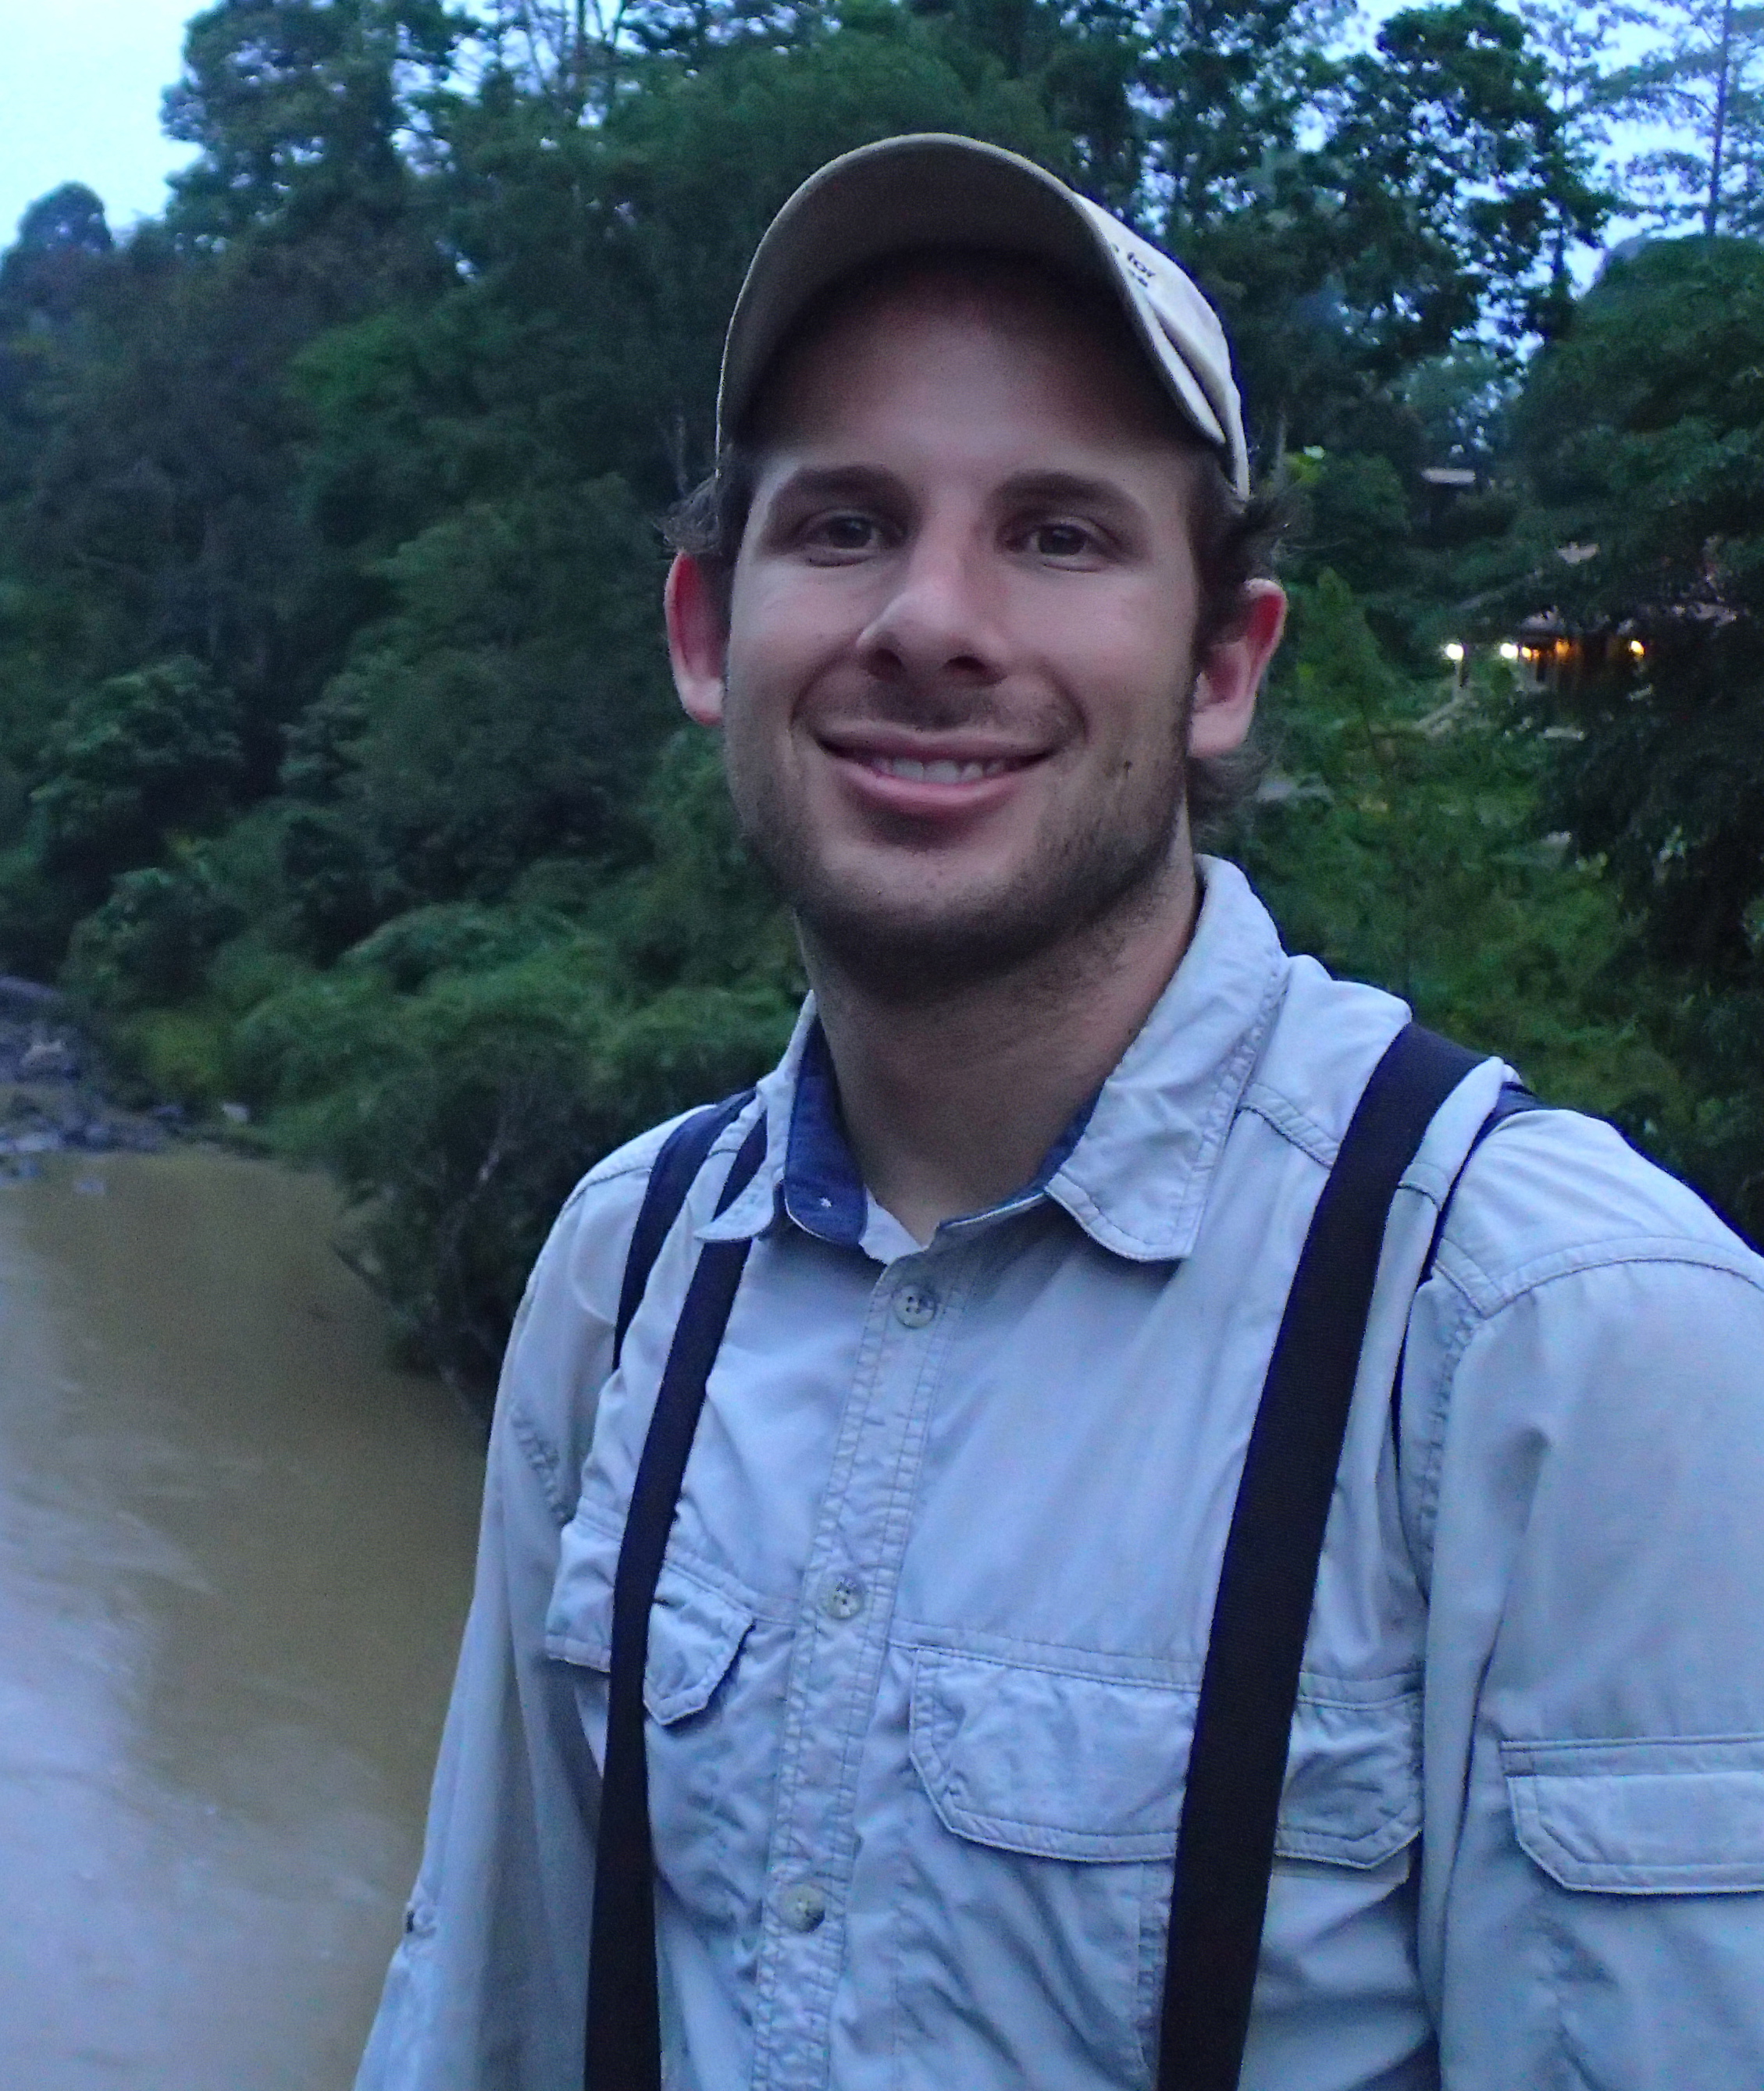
[665,252,1285,831]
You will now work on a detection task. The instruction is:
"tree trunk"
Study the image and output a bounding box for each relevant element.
[1708,0,1734,237]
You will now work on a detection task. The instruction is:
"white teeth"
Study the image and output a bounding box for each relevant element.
[871,755,1011,783]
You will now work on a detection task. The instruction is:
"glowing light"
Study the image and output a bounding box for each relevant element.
[1498,641,1520,661]
[1443,641,1466,663]
[1629,639,1646,658]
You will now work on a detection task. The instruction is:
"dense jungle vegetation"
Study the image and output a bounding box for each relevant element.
[2,0,1761,1395]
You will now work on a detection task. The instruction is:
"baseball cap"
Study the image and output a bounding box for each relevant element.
[717,134,1250,497]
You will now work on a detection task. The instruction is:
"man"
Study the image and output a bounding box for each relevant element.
[358,137,1764,2091]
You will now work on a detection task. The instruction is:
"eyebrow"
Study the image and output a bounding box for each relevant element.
[757,462,904,511]
[756,463,1153,528]
[992,469,1152,527]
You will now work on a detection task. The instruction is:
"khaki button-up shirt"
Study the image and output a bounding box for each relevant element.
[359,858,1764,2091]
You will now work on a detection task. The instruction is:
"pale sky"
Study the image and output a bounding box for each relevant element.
[0,0,201,245]
[0,0,1668,261]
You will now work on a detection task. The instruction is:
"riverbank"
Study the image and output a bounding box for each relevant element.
[0,974,219,1183]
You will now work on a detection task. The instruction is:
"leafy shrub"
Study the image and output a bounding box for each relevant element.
[276,803,390,962]
[0,842,82,979]
[30,658,243,894]
[243,943,795,1397]
[64,859,245,1010]
[606,731,800,994]
[231,965,409,1110]
[1234,572,1684,1129]
[343,900,586,993]
[111,1003,234,1108]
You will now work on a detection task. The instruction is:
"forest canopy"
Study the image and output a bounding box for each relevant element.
[2,0,1759,1396]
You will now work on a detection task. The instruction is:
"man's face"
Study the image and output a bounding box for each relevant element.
[669,268,1266,998]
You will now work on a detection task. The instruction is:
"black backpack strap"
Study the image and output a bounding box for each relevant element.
[1156,1022,1483,2091]
[586,1109,768,2091]
[613,1088,757,1371]
[1417,1080,1541,1288]
[1389,1078,1542,1469]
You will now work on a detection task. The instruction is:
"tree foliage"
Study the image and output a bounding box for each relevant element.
[1612,0,1764,237]
[1235,575,1680,1127]
[163,0,468,243]
[30,657,243,892]
[1506,236,1764,1231]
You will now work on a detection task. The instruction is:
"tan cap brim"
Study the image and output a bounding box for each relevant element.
[717,134,1249,497]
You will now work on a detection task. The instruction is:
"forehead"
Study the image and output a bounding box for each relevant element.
[747,254,1198,462]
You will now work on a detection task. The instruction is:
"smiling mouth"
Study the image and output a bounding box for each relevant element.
[862,753,1021,783]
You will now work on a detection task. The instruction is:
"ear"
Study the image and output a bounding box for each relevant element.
[1189,580,1287,761]
[665,553,728,727]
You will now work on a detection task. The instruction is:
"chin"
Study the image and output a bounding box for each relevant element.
[747,793,1188,1002]
[795,881,1129,1005]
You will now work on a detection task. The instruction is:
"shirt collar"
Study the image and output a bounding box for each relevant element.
[780,1023,867,1246]
[700,857,1290,1263]
[1041,857,1288,1260]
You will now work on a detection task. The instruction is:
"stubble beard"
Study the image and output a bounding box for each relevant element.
[725,687,1196,1009]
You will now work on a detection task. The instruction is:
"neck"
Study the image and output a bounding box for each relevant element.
[807,850,1203,1245]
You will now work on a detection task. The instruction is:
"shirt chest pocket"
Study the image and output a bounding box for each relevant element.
[546,1514,764,1932]
[1502,1735,1764,1893]
[545,1514,756,1731]
[898,1648,1421,2085]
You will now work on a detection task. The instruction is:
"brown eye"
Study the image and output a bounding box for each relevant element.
[809,513,881,552]
[1028,522,1094,559]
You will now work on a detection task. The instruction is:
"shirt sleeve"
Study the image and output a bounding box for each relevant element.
[354,1163,644,2091]
[1409,1116,1764,2089]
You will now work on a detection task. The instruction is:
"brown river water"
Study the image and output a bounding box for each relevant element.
[0,1145,486,2090]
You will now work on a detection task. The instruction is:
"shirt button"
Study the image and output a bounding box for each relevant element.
[820,1572,866,1622]
[893,1283,938,1329]
[779,1882,827,1933]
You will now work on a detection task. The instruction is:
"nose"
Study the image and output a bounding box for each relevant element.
[854,522,1008,690]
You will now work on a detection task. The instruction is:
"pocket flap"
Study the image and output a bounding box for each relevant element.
[1502,1736,1764,1893]
[911,1648,1418,1868]
[545,1515,752,1725]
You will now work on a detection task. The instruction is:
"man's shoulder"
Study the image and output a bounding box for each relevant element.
[536,1097,754,1302]
[516,1114,686,1316]
[490,1098,761,1514]
[1244,947,1759,1301]
[1242,956,1413,1155]
[1435,1100,1763,1315]
[570,1107,705,1204]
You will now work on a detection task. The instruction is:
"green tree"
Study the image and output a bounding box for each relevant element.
[30,657,244,896]
[0,183,114,325]
[163,0,467,244]
[302,476,670,910]
[64,856,246,1009]
[1516,0,1639,293]
[1511,235,1764,1230]
[1612,0,1764,237]
[1235,572,1680,1124]
[10,233,357,733]
[0,190,121,787]
[1185,2,1605,461]
[1146,0,1349,236]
